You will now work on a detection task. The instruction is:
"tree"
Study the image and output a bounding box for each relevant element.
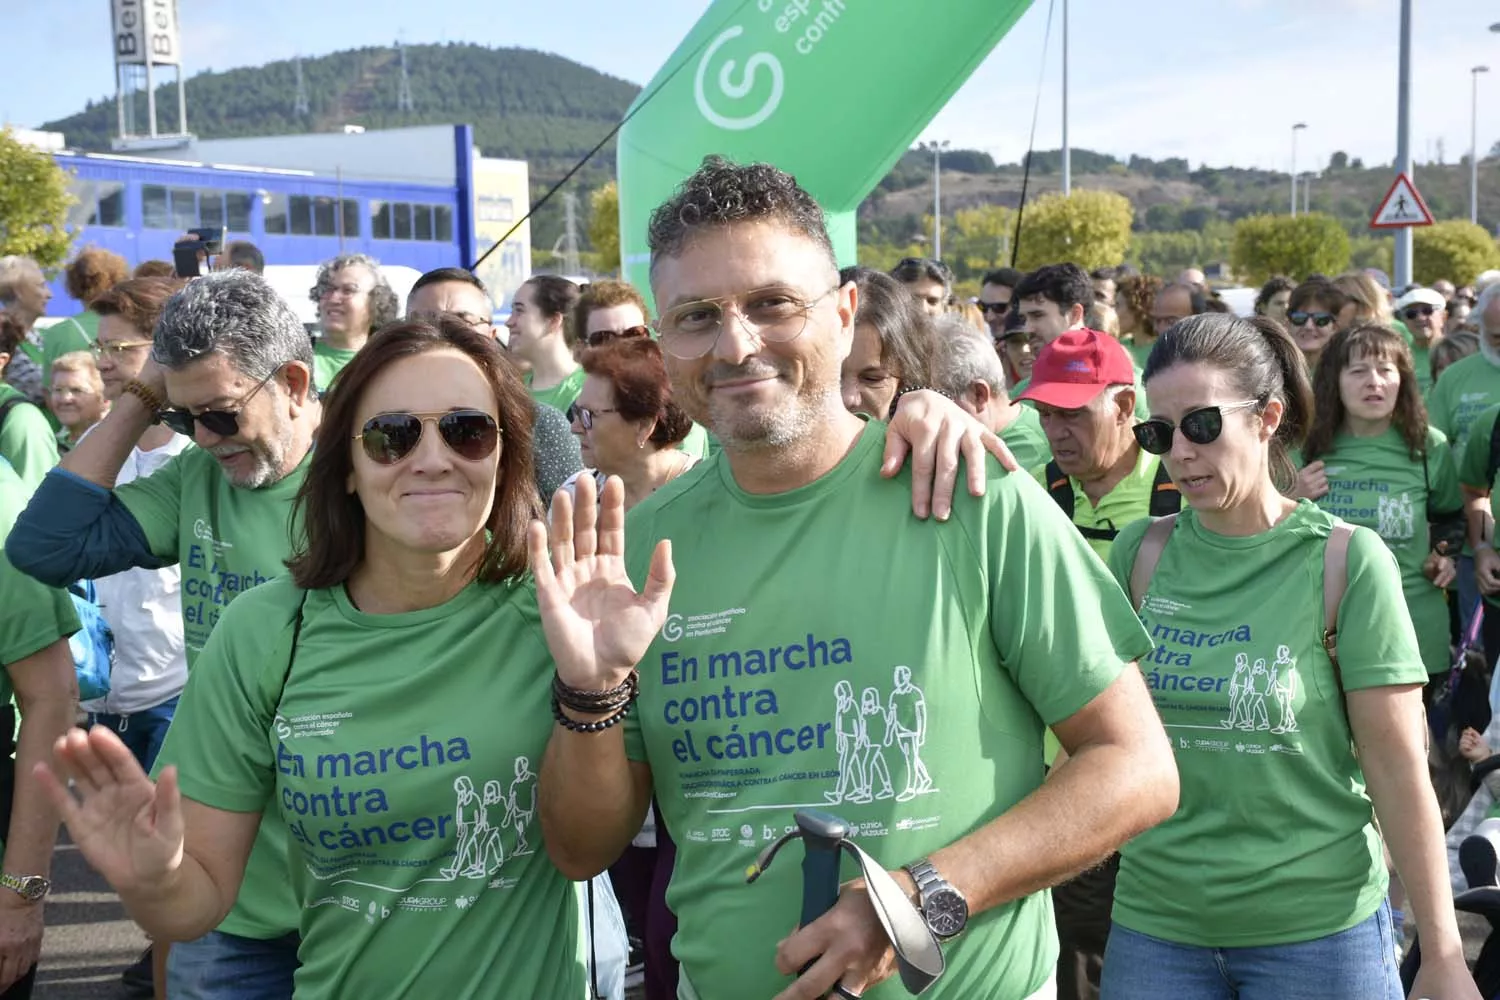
[0,129,73,267]
[1412,220,1500,286]
[1013,189,1134,272]
[944,204,1015,280]
[1328,151,1349,171]
[587,181,620,277]
[1347,235,1393,275]
[1230,213,1350,286]
[1127,221,1233,277]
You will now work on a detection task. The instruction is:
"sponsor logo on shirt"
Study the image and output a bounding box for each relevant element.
[660,606,750,643]
[192,518,235,555]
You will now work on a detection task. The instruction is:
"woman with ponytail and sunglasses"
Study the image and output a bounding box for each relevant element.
[1099,313,1473,1000]
[36,317,662,998]
[1295,325,1464,682]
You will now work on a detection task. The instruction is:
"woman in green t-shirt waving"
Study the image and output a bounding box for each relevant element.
[1296,324,1465,680]
[1101,313,1475,1000]
[30,317,673,999]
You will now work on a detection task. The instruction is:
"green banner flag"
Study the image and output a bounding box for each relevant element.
[618,0,1034,302]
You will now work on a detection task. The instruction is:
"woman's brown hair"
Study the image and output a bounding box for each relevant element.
[287,317,538,589]
[578,337,693,447]
[92,277,189,336]
[1303,324,1428,464]
[65,246,129,307]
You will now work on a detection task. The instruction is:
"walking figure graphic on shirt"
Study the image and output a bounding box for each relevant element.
[852,687,895,803]
[503,756,536,857]
[1377,492,1415,541]
[826,680,865,804]
[1268,645,1300,734]
[442,776,484,880]
[1223,653,1252,729]
[474,780,508,875]
[1239,659,1271,731]
[886,666,935,802]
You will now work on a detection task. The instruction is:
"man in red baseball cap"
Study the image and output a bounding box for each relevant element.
[1017,328,1180,561]
[1016,330,1181,1000]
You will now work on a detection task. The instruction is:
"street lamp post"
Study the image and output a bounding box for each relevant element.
[1291,123,1307,217]
[1062,0,1071,196]
[932,140,950,260]
[1393,0,1414,289]
[1475,66,1490,226]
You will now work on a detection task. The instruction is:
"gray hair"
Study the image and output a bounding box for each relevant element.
[929,316,1007,400]
[153,270,313,379]
[1478,281,1500,334]
[0,256,45,287]
[308,253,401,332]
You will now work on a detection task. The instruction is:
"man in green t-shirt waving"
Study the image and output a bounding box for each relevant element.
[538,158,1180,1000]
[5,271,321,1000]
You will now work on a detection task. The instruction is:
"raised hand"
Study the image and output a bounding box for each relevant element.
[529,474,675,693]
[33,728,184,897]
[1292,460,1329,502]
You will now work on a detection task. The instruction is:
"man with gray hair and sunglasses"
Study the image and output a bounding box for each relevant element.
[5,269,317,999]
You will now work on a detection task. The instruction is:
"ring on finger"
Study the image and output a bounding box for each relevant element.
[832,984,862,999]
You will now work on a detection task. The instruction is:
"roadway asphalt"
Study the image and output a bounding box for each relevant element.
[36,836,148,999]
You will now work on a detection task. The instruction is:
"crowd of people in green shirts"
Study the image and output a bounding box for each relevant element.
[0,160,1497,1000]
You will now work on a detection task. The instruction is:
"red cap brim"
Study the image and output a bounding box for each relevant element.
[1015,382,1108,409]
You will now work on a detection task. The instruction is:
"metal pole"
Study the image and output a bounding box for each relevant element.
[933,144,943,260]
[1393,0,1414,288]
[115,66,126,141]
[1305,173,1311,214]
[145,56,158,138]
[1474,67,1489,226]
[177,67,188,136]
[1290,125,1304,217]
[1061,0,1071,197]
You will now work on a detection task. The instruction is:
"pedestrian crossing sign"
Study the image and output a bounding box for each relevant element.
[1370,172,1434,229]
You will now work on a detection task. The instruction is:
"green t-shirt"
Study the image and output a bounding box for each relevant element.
[621,422,1153,1000]
[1105,503,1427,947]
[1426,352,1500,460]
[1127,337,1155,370]
[20,317,94,388]
[1458,403,1500,609]
[1304,427,1461,674]
[679,421,712,461]
[0,383,59,491]
[0,460,79,700]
[1028,446,1165,562]
[155,576,588,999]
[1411,344,1433,397]
[998,405,1048,472]
[313,342,360,395]
[525,368,586,414]
[120,445,308,941]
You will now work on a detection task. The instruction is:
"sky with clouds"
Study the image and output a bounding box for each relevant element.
[2,0,1496,176]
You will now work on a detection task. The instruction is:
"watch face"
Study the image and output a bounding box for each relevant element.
[17,877,48,902]
[925,887,969,938]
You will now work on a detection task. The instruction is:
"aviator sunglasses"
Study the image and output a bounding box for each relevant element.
[584,325,651,348]
[1133,400,1261,455]
[1401,304,1435,321]
[354,409,501,465]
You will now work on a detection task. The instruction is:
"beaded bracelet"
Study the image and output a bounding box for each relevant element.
[552,696,633,733]
[894,384,956,403]
[553,670,639,714]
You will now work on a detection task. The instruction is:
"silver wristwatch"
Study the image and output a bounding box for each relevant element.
[0,874,49,903]
[902,859,969,940]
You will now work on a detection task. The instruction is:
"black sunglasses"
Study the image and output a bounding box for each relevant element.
[978,300,1010,315]
[354,409,500,465]
[584,325,651,348]
[159,366,281,439]
[1287,310,1337,329]
[566,403,619,431]
[1401,304,1435,320]
[1133,400,1261,455]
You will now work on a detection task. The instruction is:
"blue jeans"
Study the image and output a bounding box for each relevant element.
[1100,904,1402,1000]
[166,930,300,1000]
[88,696,178,773]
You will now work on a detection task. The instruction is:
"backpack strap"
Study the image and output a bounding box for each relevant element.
[1045,460,1075,521]
[0,394,31,434]
[1147,460,1182,518]
[1321,522,1355,692]
[1129,514,1179,611]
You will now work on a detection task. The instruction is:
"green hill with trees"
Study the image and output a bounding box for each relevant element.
[39,43,1500,283]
